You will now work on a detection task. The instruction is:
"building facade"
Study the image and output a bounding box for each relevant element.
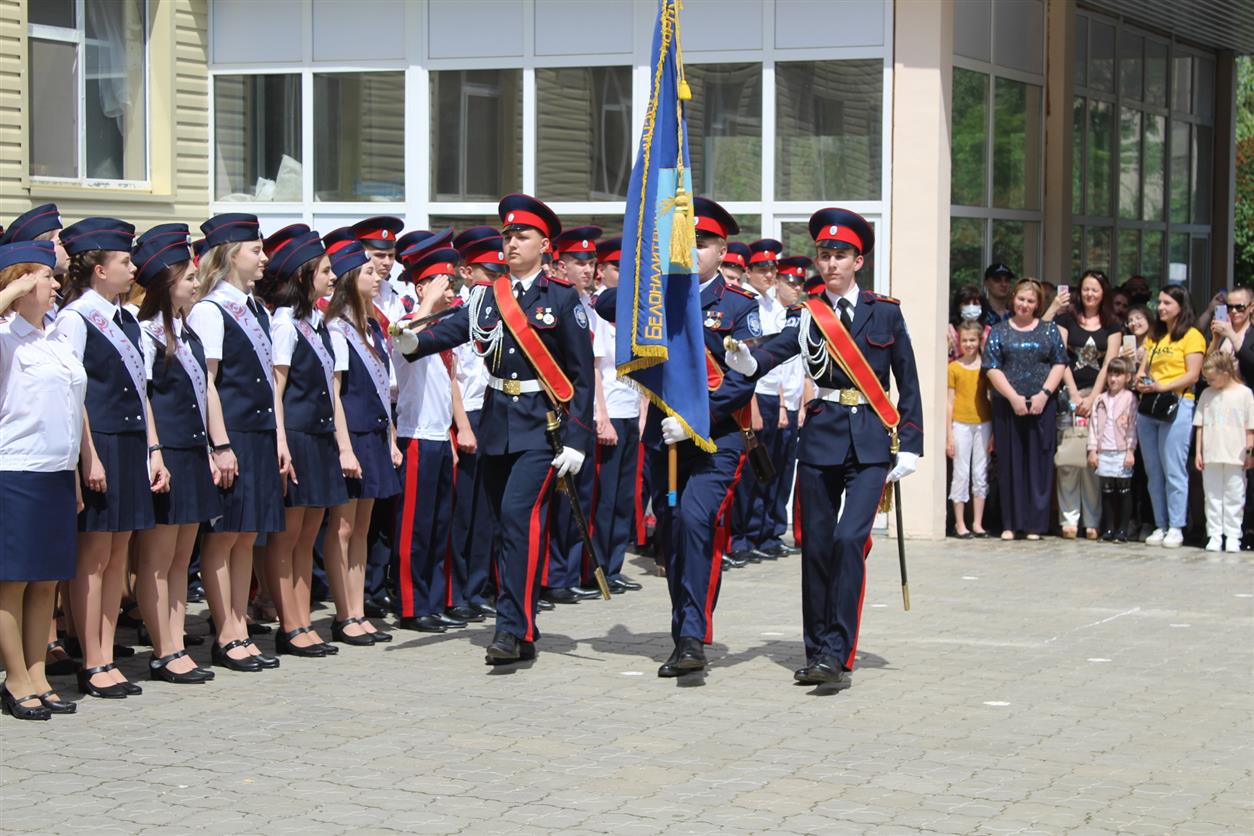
[1,0,1249,537]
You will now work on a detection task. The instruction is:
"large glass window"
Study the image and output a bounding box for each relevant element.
[536,67,632,202]
[430,70,523,202]
[685,63,761,202]
[951,68,989,207]
[214,75,302,202]
[992,79,1042,210]
[775,60,881,202]
[28,0,148,181]
[314,72,405,202]
[949,217,985,288]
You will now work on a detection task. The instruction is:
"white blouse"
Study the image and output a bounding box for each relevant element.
[0,314,87,471]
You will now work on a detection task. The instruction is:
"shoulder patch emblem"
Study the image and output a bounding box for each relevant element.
[574,305,589,329]
[746,310,763,337]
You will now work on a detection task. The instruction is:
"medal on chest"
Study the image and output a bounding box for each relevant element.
[534,306,555,326]
[704,310,723,329]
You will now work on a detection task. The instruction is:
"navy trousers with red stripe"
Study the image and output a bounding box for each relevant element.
[796,452,888,670]
[546,437,596,590]
[768,408,800,546]
[480,449,554,642]
[394,437,453,619]
[449,409,496,608]
[594,417,640,580]
[731,394,782,552]
[653,439,743,645]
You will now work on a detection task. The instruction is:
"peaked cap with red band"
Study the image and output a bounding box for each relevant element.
[410,247,461,282]
[352,216,404,249]
[809,207,874,256]
[399,227,455,268]
[455,226,508,274]
[722,241,750,269]
[777,255,812,281]
[554,226,602,260]
[321,230,367,278]
[596,236,623,264]
[499,194,561,240]
[0,203,61,245]
[748,238,783,266]
[693,197,739,239]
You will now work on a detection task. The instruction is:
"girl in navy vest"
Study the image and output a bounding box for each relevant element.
[0,240,85,720]
[54,218,170,699]
[186,214,282,673]
[324,238,401,645]
[264,230,348,657]
[133,225,224,685]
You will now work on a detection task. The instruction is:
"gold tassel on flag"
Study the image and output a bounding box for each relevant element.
[669,187,695,269]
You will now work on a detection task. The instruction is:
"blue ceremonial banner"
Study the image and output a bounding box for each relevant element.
[615,0,713,452]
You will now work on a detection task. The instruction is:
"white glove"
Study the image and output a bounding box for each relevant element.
[886,451,918,483]
[660,416,690,445]
[551,446,586,477]
[394,328,418,355]
[725,342,758,376]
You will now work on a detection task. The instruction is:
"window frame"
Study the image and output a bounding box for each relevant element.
[27,0,152,189]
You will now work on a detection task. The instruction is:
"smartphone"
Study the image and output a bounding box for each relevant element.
[1122,334,1136,353]
[1058,285,1070,295]
[1215,304,1229,322]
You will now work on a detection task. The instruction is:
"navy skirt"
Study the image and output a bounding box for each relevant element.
[80,431,155,533]
[0,470,77,581]
[210,429,285,534]
[347,429,401,500]
[154,446,222,526]
[285,429,349,509]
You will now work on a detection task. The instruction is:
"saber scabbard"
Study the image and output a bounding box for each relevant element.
[546,411,612,599]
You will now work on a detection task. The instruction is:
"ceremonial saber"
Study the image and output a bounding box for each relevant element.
[667,444,678,507]
[387,306,458,337]
[545,412,612,600]
[722,334,771,354]
[894,479,910,611]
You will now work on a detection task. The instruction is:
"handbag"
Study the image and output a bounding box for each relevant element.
[1135,342,1180,421]
[1054,424,1089,468]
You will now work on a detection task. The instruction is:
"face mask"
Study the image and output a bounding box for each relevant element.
[960,304,982,321]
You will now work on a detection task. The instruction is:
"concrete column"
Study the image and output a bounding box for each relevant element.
[1042,0,1077,286]
[889,0,953,539]
[1211,50,1237,293]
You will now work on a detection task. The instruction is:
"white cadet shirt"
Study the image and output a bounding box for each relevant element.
[454,284,488,412]
[393,346,453,442]
[591,305,640,420]
[0,314,87,471]
[269,306,323,367]
[749,286,787,397]
[187,281,263,361]
[50,287,123,360]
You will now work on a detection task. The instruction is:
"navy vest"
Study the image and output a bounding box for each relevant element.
[282,320,336,435]
[339,319,391,434]
[209,301,276,433]
[78,308,147,435]
[147,327,210,449]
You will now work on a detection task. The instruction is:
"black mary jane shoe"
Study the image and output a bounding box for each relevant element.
[276,627,328,658]
[241,639,279,669]
[76,665,128,699]
[211,640,264,672]
[331,620,375,646]
[149,650,210,684]
[36,690,77,714]
[45,641,78,677]
[2,687,52,721]
[352,616,391,643]
[93,662,141,695]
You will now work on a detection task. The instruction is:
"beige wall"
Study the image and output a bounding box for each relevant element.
[890,0,954,540]
[0,0,210,233]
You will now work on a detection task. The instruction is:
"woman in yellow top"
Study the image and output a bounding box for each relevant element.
[1134,285,1205,548]
[946,321,992,537]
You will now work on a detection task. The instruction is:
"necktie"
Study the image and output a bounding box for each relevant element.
[113,310,124,328]
[513,281,523,300]
[837,298,853,332]
[246,298,259,317]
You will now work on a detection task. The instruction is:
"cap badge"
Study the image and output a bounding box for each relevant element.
[380,230,390,239]
[581,240,588,248]
[507,212,516,222]
[829,225,839,235]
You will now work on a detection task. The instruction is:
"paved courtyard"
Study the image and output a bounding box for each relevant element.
[1,535,1251,835]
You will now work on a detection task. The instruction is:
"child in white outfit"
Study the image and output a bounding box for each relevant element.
[1192,351,1254,553]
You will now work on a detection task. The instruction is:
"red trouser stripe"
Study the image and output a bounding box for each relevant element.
[843,535,874,670]
[523,469,556,642]
[634,442,646,545]
[397,438,420,618]
[792,471,803,546]
[703,452,745,644]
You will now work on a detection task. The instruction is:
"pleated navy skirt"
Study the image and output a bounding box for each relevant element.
[0,470,77,581]
[347,428,401,500]
[210,429,285,534]
[154,445,222,526]
[80,431,155,533]
[284,429,349,509]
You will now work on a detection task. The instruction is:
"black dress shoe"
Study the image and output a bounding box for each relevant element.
[113,643,136,658]
[541,587,581,605]
[568,586,602,600]
[36,690,76,714]
[363,598,388,618]
[470,602,497,617]
[2,687,51,720]
[793,664,822,685]
[239,639,279,668]
[276,627,328,657]
[608,577,643,592]
[246,622,273,636]
[806,657,853,691]
[76,665,128,698]
[331,620,376,646]
[397,615,447,633]
[657,645,683,678]
[211,640,264,672]
[761,544,791,558]
[675,636,706,672]
[446,606,485,623]
[183,633,204,646]
[433,612,468,628]
[731,549,760,564]
[536,598,555,611]
[485,631,535,664]
[722,554,747,570]
[186,580,205,603]
[149,650,210,684]
[45,641,78,677]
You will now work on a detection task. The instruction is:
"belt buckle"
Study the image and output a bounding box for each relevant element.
[502,379,521,396]
[839,389,861,406]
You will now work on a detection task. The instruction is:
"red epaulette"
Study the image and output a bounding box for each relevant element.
[546,274,573,287]
[725,284,755,299]
[873,292,900,305]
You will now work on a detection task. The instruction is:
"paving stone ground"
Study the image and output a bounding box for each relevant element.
[1,535,1251,835]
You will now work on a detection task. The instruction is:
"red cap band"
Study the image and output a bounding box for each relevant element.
[501,209,551,237]
[749,250,778,265]
[467,248,506,266]
[356,228,394,243]
[557,238,596,256]
[816,224,863,251]
[723,253,746,269]
[694,215,727,238]
[326,238,356,256]
[598,249,621,263]
[418,261,457,281]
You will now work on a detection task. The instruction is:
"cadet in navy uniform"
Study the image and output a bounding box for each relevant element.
[721,241,750,288]
[594,197,760,677]
[767,256,812,553]
[544,227,606,605]
[726,208,923,691]
[133,224,222,685]
[590,236,644,594]
[266,229,348,658]
[396,194,595,665]
[323,235,401,647]
[54,218,170,699]
[187,213,283,673]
